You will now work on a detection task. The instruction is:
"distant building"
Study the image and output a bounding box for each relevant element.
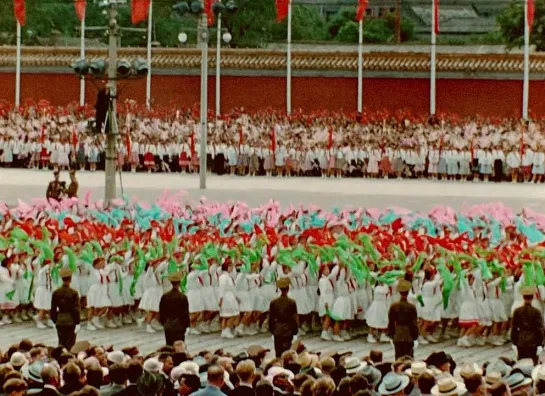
[297,0,510,37]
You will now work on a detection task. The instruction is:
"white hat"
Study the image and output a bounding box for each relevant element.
[431,377,467,396]
[453,363,483,380]
[107,351,127,365]
[179,361,199,376]
[171,366,184,382]
[10,352,27,368]
[378,372,410,395]
[344,356,367,375]
[505,372,532,391]
[406,361,431,377]
[532,365,545,382]
[265,366,294,384]
[143,358,163,373]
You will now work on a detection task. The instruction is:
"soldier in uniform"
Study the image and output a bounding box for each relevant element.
[64,170,79,198]
[268,277,298,357]
[46,171,63,201]
[159,272,190,346]
[511,285,545,363]
[50,268,81,350]
[387,280,419,359]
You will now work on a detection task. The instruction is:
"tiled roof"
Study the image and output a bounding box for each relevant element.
[1,46,544,74]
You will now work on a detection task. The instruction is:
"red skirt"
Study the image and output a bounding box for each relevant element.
[522,165,532,176]
[179,152,190,167]
[40,148,50,162]
[192,156,199,167]
[144,152,155,167]
[380,156,392,173]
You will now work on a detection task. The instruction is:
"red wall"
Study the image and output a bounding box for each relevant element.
[0,72,541,118]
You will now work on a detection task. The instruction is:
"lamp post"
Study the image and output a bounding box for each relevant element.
[71,0,148,205]
[174,0,235,189]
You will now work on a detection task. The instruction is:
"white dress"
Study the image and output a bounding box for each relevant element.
[420,277,443,322]
[106,264,125,308]
[365,284,389,329]
[473,271,492,326]
[288,263,312,315]
[318,270,337,317]
[201,265,219,312]
[33,266,54,311]
[87,268,112,309]
[235,272,254,313]
[186,270,204,313]
[15,261,32,305]
[331,269,353,320]
[219,271,239,318]
[458,279,479,326]
[138,266,162,312]
[0,267,16,310]
[257,260,278,313]
[487,278,507,323]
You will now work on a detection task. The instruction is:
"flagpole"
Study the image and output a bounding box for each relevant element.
[146,0,153,110]
[286,0,292,115]
[15,22,22,107]
[79,11,86,106]
[357,18,363,113]
[216,13,221,119]
[523,0,530,120]
[430,0,437,116]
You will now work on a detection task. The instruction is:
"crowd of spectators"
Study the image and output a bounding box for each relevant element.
[0,336,542,396]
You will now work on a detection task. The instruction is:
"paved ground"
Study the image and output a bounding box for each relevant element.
[1,168,545,211]
[0,168,541,362]
[0,321,514,364]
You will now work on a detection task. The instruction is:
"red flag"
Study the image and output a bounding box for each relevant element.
[72,129,78,151]
[13,0,26,26]
[271,127,276,159]
[275,0,289,22]
[433,0,439,34]
[131,0,150,24]
[328,127,333,149]
[190,130,195,159]
[74,0,86,21]
[355,0,368,22]
[204,0,215,26]
[528,0,535,33]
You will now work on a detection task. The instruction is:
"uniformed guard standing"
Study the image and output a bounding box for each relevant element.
[64,170,79,198]
[268,277,298,357]
[159,272,190,346]
[50,268,81,350]
[387,280,419,359]
[511,285,545,363]
[46,171,62,202]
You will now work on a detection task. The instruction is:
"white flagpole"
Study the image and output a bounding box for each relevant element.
[430,0,437,116]
[286,0,292,114]
[146,0,153,110]
[15,22,22,107]
[357,18,363,113]
[80,11,86,106]
[216,13,221,118]
[523,0,530,120]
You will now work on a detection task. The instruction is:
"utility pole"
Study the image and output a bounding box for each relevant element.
[395,0,401,44]
[199,12,208,189]
[105,0,119,205]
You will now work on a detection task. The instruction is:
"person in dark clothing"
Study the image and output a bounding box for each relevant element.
[50,268,80,351]
[268,277,298,357]
[46,171,63,202]
[58,362,83,395]
[511,285,545,363]
[116,360,143,396]
[159,272,190,345]
[387,280,419,359]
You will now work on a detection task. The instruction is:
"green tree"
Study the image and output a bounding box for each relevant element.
[326,7,356,39]
[497,0,545,51]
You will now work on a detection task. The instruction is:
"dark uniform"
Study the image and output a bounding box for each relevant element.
[51,277,81,350]
[512,291,544,362]
[46,180,62,201]
[388,280,419,359]
[159,274,190,346]
[65,180,79,198]
[269,278,298,357]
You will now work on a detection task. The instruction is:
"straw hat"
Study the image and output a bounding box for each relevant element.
[344,356,367,375]
[431,376,467,396]
[378,372,410,395]
[406,361,432,377]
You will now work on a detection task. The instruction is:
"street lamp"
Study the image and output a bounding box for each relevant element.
[211,0,236,119]
[173,0,212,189]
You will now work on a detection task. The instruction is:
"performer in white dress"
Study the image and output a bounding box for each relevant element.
[218,260,240,338]
[86,257,112,331]
[33,260,55,329]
